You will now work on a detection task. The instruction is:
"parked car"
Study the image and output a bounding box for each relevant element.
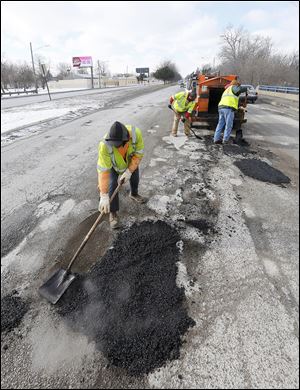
[178,79,185,88]
[240,84,258,103]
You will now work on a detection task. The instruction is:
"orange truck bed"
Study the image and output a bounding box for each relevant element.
[190,73,247,131]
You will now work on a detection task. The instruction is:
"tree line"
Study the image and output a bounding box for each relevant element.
[217,25,299,87]
[1,59,53,91]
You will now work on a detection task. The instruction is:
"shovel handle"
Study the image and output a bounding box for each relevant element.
[66,181,123,272]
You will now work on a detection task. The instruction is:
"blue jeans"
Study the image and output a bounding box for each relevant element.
[214,108,235,142]
[109,168,139,212]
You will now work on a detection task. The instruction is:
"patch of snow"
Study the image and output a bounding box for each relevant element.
[230,178,243,186]
[1,108,74,133]
[34,201,60,218]
[149,157,168,167]
[176,240,184,253]
[163,134,187,150]
[176,261,200,297]
[147,195,170,215]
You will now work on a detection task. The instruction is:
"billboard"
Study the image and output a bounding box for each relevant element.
[136,67,149,74]
[72,56,93,68]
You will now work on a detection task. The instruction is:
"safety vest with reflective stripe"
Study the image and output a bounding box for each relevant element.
[172,91,196,113]
[97,125,144,174]
[218,86,239,110]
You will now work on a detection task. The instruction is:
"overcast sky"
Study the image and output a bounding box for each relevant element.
[1,1,299,77]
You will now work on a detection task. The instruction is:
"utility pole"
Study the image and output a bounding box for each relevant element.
[90,66,94,88]
[41,64,51,101]
[98,60,101,88]
[30,42,38,92]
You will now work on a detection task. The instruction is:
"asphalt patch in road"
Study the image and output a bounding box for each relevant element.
[223,144,256,157]
[185,219,213,235]
[234,158,291,184]
[56,220,195,376]
[1,292,29,333]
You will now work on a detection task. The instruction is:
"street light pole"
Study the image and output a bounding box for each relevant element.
[30,42,38,91]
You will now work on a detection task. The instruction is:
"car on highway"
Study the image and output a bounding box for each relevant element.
[240,84,258,103]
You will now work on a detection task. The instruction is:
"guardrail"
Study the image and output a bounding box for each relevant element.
[258,85,299,95]
[1,89,38,97]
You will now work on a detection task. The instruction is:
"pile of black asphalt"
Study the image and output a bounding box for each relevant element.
[57,220,195,376]
[234,158,291,184]
[1,291,29,333]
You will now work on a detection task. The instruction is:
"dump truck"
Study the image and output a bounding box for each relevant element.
[187,72,247,140]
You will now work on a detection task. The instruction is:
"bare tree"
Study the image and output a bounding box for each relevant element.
[1,58,35,89]
[97,61,110,77]
[17,63,35,89]
[57,62,72,79]
[218,25,298,86]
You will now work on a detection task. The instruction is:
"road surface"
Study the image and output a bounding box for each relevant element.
[1,86,299,389]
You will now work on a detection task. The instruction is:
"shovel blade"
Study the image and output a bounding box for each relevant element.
[38,268,76,304]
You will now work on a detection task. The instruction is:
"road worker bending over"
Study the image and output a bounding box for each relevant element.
[97,121,145,229]
[169,90,197,137]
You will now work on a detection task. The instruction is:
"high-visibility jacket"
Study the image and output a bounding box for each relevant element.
[97,125,144,175]
[218,86,239,110]
[172,91,196,113]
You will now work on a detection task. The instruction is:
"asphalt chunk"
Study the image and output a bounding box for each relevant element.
[234,158,291,184]
[57,220,195,376]
[1,293,29,333]
[185,219,212,234]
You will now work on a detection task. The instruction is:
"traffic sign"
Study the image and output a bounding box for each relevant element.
[136,68,149,74]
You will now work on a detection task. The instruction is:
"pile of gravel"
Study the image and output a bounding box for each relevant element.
[234,159,291,184]
[57,220,195,375]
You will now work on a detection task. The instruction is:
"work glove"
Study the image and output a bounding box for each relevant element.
[169,96,174,104]
[119,168,132,184]
[185,112,191,120]
[99,193,110,214]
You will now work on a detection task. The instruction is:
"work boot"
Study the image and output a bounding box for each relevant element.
[129,194,146,204]
[214,139,222,145]
[109,212,119,229]
[223,139,231,145]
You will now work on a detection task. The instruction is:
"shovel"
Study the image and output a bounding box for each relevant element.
[39,182,123,304]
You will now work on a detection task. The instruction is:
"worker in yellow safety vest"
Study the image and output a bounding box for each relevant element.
[214,80,247,144]
[97,121,145,229]
[169,90,197,137]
